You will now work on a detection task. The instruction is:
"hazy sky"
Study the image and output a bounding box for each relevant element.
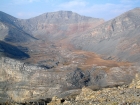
[0,0,140,20]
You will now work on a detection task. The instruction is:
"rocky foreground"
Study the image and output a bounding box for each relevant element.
[48,73,140,105]
[49,87,140,105]
[2,73,140,105]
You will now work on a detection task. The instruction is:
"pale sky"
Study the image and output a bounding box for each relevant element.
[0,0,140,20]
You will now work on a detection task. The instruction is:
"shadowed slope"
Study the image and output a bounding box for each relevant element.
[0,41,29,59]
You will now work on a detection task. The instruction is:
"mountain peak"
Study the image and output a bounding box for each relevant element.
[46,10,97,18]
[27,10,103,25]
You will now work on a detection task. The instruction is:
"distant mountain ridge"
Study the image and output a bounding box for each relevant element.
[17,11,104,40]
[0,8,140,63]
[0,10,104,42]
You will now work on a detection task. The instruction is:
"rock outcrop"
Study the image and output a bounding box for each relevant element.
[0,57,139,103]
[48,78,140,105]
[129,73,140,88]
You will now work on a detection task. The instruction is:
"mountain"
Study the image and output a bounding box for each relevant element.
[0,11,36,43]
[0,8,140,103]
[71,8,140,64]
[17,11,104,41]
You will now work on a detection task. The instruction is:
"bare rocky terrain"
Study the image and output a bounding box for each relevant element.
[72,8,140,64]
[48,73,140,105]
[0,8,140,104]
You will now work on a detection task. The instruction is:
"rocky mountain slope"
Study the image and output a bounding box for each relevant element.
[71,8,140,64]
[0,57,138,103]
[0,8,140,103]
[17,11,104,41]
[0,11,36,43]
[0,11,104,42]
[48,73,140,105]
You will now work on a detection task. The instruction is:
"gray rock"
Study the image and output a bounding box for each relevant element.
[0,57,138,103]
[71,8,140,64]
